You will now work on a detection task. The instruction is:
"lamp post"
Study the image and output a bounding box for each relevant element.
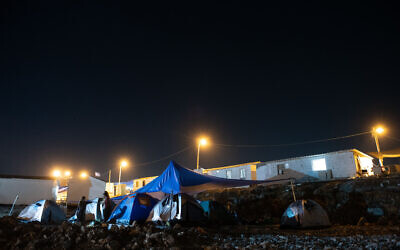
[196,138,207,170]
[372,126,385,168]
[118,160,128,186]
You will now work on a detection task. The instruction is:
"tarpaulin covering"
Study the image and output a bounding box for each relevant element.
[135,161,292,198]
[108,193,158,224]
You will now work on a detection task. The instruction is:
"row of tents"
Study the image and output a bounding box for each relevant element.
[17,161,331,228]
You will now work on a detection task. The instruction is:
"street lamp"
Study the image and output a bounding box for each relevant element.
[197,138,208,170]
[119,160,128,186]
[52,170,61,178]
[64,171,71,177]
[372,125,385,168]
[80,171,88,179]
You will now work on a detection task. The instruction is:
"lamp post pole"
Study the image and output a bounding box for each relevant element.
[196,138,207,170]
[118,164,122,186]
[196,142,201,170]
[372,126,385,171]
[373,132,383,167]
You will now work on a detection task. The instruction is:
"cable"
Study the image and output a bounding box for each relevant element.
[215,131,370,148]
[134,146,192,167]
[383,135,400,142]
[99,146,192,177]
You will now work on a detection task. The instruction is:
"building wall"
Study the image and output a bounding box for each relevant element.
[67,176,106,204]
[204,164,255,180]
[0,178,58,205]
[256,151,358,181]
[132,176,158,191]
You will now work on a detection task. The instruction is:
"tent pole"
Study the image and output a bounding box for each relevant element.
[9,194,19,216]
[290,180,296,202]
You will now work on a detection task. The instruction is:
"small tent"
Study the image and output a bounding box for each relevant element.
[18,200,66,224]
[280,199,331,228]
[147,193,206,223]
[200,200,236,224]
[69,198,104,222]
[108,193,158,225]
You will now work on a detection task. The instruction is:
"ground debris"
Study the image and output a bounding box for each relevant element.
[1,216,400,249]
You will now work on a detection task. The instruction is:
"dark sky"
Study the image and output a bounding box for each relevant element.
[1,1,399,180]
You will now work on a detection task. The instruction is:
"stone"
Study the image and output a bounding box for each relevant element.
[357,217,367,226]
[106,240,121,250]
[164,234,175,246]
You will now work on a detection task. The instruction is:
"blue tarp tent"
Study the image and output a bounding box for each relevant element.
[136,160,291,198]
[109,161,291,224]
[108,193,158,224]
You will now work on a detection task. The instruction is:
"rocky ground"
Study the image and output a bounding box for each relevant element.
[1,216,400,249]
[196,176,400,226]
[2,176,400,249]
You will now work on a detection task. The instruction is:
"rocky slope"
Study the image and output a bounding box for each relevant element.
[195,176,400,225]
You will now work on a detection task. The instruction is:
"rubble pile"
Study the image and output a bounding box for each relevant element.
[0,216,213,249]
[196,176,400,225]
[1,216,400,249]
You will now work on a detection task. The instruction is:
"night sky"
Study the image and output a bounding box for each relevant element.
[1,1,399,180]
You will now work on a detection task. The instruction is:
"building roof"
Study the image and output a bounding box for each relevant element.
[257,149,373,167]
[0,174,56,180]
[133,176,158,181]
[201,161,261,173]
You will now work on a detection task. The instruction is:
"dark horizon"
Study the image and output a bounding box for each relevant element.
[1,1,399,181]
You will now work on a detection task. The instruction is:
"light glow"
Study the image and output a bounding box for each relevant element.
[80,172,88,179]
[64,171,71,177]
[121,160,128,167]
[375,126,384,134]
[199,138,207,146]
[52,170,61,178]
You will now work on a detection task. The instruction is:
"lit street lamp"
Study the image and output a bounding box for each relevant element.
[197,138,208,170]
[80,171,88,179]
[372,126,385,168]
[119,160,128,186]
[52,170,61,178]
[64,171,71,177]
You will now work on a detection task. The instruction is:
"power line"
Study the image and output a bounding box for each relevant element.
[99,146,192,177]
[383,135,400,142]
[134,146,192,167]
[215,131,371,148]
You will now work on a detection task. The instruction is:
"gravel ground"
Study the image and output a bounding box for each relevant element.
[1,216,399,249]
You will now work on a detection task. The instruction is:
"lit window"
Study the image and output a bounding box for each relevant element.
[240,169,246,179]
[312,158,327,171]
[226,170,232,179]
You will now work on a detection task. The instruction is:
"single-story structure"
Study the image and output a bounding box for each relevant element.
[199,149,375,183]
[66,176,106,205]
[197,162,260,180]
[132,176,158,192]
[0,175,58,205]
[256,149,374,182]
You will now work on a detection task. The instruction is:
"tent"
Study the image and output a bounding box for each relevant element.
[108,193,158,225]
[135,160,292,199]
[200,200,236,224]
[147,193,206,223]
[18,200,66,224]
[280,199,331,228]
[69,198,104,222]
[110,161,290,225]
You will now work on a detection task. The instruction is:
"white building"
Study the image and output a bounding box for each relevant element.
[256,149,374,182]
[199,149,374,183]
[67,176,106,205]
[0,175,58,205]
[198,162,260,180]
